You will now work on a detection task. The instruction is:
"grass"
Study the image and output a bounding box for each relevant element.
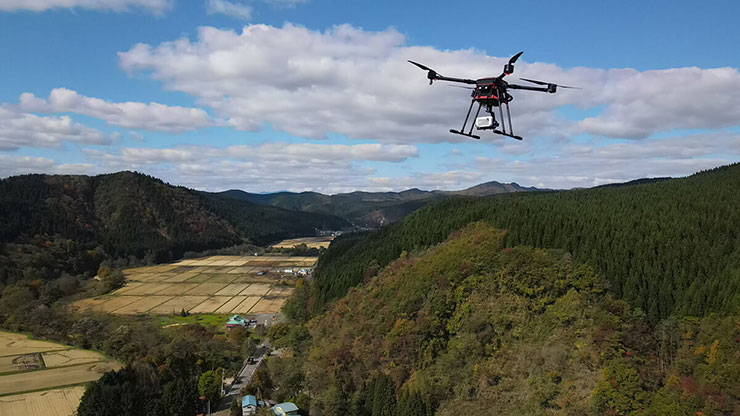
[157,313,231,331]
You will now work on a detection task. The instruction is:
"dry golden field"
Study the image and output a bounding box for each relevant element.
[0,331,120,416]
[0,386,86,416]
[271,236,334,249]
[73,255,313,315]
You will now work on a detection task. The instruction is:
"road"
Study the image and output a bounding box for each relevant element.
[211,314,276,415]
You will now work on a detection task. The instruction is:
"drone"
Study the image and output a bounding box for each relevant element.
[408,52,578,140]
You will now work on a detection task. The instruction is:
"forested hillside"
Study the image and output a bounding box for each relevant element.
[0,172,348,284]
[308,164,740,322]
[267,224,739,415]
[216,181,538,228]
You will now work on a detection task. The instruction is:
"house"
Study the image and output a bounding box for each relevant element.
[272,402,299,416]
[226,315,247,329]
[241,395,257,415]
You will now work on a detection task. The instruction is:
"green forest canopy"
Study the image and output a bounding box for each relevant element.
[310,163,740,322]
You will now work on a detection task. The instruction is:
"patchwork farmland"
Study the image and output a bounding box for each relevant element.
[74,255,316,315]
[0,331,121,416]
[271,236,334,249]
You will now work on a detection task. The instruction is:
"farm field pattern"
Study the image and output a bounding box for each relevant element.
[74,255,315,315]
[0,331,121,416]
[271,236,334,249]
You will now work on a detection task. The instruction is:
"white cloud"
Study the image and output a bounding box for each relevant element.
[79,142,417,192]
[0,0,173,14]
[573,67,740,138]
[117,23,740,144]
[205,0,251,20]
[0,107,112,151]
[0,154,55,178]
[18,88,214,132]
[473,133,740,189]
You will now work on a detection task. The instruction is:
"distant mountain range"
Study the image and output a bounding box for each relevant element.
[214,181,541,228]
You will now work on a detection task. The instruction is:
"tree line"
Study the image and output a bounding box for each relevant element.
[308,163,740,323]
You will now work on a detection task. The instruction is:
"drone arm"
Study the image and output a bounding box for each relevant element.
[507,83,552,93]
[434,75,477,85]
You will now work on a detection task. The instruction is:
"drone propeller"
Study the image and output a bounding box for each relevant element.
[498,51,524,79]
[447,85,475,90]
[520,77,581,91]
[408,60,439,85]
[509,51,524,65]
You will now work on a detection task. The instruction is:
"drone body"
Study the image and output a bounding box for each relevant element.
[408,52,577,140]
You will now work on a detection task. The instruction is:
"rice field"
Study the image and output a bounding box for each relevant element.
[73,254,313,316]
[271,236,334,249]
[0,386,85,416]
[0,331,121,416]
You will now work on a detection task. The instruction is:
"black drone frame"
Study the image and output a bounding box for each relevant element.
[409,52,578,140]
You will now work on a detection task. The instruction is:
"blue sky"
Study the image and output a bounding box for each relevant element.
[1,0,740,192]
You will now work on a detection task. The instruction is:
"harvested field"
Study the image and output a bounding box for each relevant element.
[123,283,173,295]
[240,283,272,297]
[163,273,199,283]
[206,273,239,283]
[186,282,228,296]
[154,283,201,295]
[148,296,208,314]
[74,255,317,315]
[0,386,86,416]
[0,362,121,395]
[215,296,248,314]
[95,296,140,313]
[230,275,266,283]
[113,296,173,314]
[189,296,232,313]
[0,332,71,357]
[0,330,119,411]
[250,297,287,314]
[215,283,249,296]
[110,282,145,295]
[267,287,294,298]
[272,236,334,249]
[41,349,106,368]
[231,296,261,314]
[0,354,42,373]
[184,273,214,283]
[71,296,109,312]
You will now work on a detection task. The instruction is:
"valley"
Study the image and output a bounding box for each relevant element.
[74,254,313,315]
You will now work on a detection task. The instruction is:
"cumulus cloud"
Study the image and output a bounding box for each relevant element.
[0,154,55,177]
[117,23,740,143]
[18,88,214,132]
[0,107,112,151]
[474,133,740,189]
[0,0,173,14]
[80,142,417,192]
[573,67,740,138]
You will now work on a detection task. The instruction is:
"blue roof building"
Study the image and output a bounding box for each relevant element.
[242,395,257,415]
[226,315,247,329]
[273,402,299,416]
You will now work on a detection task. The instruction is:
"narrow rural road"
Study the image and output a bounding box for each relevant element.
[211,346,267,415]
[211,314,276,415]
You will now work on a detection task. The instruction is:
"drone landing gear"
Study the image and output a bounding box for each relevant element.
[449,129,480,140]
[493,130,523,140]
[451,92,522,140]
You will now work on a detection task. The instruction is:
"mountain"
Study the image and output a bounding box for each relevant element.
[274,224,739,415]
[307,163,740,322]
[0,171,348,283]
[215,180,540,228]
